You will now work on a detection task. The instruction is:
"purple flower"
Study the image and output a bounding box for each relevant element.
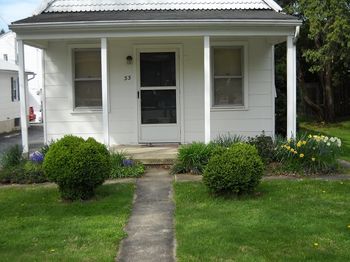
[29,151,44,164]
[122,159,134,167]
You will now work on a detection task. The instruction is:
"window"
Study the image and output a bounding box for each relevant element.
[212,46,244,107]
[11,77,20,102]
[73,49,102,108]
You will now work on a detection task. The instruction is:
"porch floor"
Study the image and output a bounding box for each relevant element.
[112,144,179,165]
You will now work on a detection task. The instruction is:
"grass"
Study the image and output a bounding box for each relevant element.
[301,121,350,162]
[0,183,134,261]
[175,181,350,261]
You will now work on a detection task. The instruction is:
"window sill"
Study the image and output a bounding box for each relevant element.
[211,106,248,112]
[71,108,102,115]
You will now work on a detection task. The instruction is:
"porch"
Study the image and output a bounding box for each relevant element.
[15,32,298,153]
[112,144,178,165]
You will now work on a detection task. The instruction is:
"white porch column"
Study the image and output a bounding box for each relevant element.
[287,36,297,139]
[101,38,110,147]
[18,40,29,154]
[204,36,211,143]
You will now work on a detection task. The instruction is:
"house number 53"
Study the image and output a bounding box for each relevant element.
[124,75,131,81]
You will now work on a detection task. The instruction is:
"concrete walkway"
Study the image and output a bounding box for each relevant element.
[117,168,175,262]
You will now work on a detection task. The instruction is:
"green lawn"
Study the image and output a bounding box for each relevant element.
[301,121,350,162]
[0,183,134,261]
[175,181,350,261]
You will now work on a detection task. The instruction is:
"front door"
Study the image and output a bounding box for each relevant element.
[137,49,181,143]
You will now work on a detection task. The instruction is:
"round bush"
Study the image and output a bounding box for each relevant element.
[203,143,264,195]
[43,136,111,200]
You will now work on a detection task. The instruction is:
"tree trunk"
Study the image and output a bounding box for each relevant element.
[299,69,324,120]
[323,64,335,122]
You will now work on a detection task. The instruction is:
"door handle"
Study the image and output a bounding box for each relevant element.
[137,91,140,99]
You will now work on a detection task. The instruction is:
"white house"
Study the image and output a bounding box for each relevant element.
[0,32,43,134]
[10,0,301,153]
[0,59,21,133]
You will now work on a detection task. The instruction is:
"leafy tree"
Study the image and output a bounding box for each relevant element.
[275,0,350,123]
[0,29,5,35]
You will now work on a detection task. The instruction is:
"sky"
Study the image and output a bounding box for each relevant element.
[0,0,43,31]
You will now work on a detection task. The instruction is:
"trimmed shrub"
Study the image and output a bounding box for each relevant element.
[110,151,145,178]
[0,145,23,169]
[203,143,264,195]
[171,142,226,175]
[274,133,342,174]
[248,133,275,164]
[43,136,111,200]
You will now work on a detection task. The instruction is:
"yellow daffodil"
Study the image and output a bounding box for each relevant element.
[300,154,304,158]
[302,141,307,145]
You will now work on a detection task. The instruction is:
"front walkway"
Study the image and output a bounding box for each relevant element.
[117,168,175,262]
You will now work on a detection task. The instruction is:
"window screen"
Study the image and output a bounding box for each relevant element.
[74,49,102,108]
[213,47,244,107]
[140,52,176,87]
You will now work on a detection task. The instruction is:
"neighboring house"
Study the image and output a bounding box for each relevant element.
[10,0,301,152]
[0,59,21,133]
[0,32,43,129]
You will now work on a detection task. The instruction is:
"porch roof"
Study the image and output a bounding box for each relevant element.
[13,10,298,24]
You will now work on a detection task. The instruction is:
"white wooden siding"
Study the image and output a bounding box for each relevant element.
[44,41,104,142]
[44,37,274,144]
[211,38,274,138]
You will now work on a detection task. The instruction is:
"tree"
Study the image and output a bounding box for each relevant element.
[276,0,350,123]
[0,29,5,35]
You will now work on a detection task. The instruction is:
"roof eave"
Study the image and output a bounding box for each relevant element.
[10,19,302,31]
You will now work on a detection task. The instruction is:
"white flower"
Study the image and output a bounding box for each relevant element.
[330,137,336,143]
[337,138,342,147]
[327,142,331,146]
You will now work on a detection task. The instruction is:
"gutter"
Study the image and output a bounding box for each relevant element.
[10,19,302,31]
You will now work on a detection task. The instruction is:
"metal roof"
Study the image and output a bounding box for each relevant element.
[41,0,279,13]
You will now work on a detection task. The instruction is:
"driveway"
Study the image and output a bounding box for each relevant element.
[0,125,44,156]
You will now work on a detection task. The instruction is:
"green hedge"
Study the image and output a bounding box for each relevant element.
[43,136,111,200]
[203,143,264,195]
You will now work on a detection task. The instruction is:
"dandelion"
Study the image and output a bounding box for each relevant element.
[300,154,304,158]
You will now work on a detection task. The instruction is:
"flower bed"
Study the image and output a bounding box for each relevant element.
[172,133,343,177]
[274,134,342,174]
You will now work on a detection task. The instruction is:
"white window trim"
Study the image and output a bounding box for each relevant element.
[11,76,20,102]
[67,43,102,113]
[210,41,249,111]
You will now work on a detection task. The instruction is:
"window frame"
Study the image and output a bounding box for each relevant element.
[211,41,249,111]
[11,76,20,102]
[68,44,102,112]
